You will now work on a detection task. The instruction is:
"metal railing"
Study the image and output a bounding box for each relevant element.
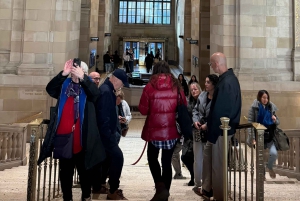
[26,119,80,201]
[220,117,266,201]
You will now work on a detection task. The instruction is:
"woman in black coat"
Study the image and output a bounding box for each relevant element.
[38,59,105,201]
[178,74,189,97]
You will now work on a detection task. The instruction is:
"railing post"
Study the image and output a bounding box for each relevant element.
[252,123,266,201]
[27,122,41,201]
[220,117,231,201]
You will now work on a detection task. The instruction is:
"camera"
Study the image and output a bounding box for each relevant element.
[73,58,81,68]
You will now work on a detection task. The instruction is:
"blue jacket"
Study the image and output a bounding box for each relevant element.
[96,78,118,148]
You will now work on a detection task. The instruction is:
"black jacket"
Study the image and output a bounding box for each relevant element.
[96,79,118,149]
[207,68,241,144]
[38,72,106,170]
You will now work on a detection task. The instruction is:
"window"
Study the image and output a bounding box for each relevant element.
[119,0,171,24]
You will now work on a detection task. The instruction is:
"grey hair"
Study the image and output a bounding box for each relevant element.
[81,61,88,74]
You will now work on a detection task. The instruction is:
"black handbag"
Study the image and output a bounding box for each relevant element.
[176,89,193,140]
[53,132,74,159]
[273,127,290,151]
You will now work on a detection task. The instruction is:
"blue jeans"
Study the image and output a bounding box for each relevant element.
[266,141,277,170]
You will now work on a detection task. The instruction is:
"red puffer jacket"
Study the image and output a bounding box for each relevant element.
[139,73,187,141]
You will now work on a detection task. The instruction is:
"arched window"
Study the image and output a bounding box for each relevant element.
[119,0,171,24]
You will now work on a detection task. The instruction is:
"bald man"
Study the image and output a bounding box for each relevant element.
[198,52,241,200]
[89,72,101,87]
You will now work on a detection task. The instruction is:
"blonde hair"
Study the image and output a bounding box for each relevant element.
[188,82,202,101]
[115,89,124,99]
[80,61,88,74]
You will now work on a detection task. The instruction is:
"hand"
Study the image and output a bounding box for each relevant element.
[194,122,201,130]
[200,124,207,131]
[62,59,73,76]
[252,139,256,145]
[71,66,84,79]
[272,115,276,122]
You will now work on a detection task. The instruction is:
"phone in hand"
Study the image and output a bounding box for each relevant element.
[73,58,81,68]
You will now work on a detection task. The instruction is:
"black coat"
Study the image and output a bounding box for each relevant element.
[37,72,106,170]
[207,68,241,144]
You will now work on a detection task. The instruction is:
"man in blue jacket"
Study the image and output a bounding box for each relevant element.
[96,69,129,200]
[199,52,241,201]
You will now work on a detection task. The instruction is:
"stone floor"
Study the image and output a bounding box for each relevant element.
[1,117,300,200]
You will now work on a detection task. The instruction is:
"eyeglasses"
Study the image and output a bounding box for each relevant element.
[208,62,212,67]
[92,78,101,81]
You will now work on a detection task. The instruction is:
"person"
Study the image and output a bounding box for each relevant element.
[113,50,120,70]
[37,59,106,201]
[123,49,130,73]
[89,72,101,87]
[199,52,241,200]
[139,61,186,201]
[247,90,279,179]
[192,74,218,195]
[145,53,154,73]
[155,49,161,61]
[181,82,202,186]
[178,74,189,97]
[96,69,129,200]
[188,75,198,85]
[128,49,134,73]
[95,55,100,73]
[103,51,111,73]
[171,137,186,180]
[116,90,132,137]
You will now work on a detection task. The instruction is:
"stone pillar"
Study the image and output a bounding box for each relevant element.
[183,0,191,74]
[190,0,200,76]
[17,0,81,75]
[292,0,300,81]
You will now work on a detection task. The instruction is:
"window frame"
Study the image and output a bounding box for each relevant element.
[118,0,171,25]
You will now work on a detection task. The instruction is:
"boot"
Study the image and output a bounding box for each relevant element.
[150,182,170,201]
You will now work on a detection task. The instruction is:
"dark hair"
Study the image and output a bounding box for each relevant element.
[257,90,270,103]
[206,74,219,86]
[178,74,185,80]
[188,75,198,85]
[152,61,181,89]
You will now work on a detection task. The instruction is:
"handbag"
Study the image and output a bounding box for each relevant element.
[176,89,193,140]
[121,127,129,137]
[273,127,290,151]
[182,139,194,159]
[53,132,73,159]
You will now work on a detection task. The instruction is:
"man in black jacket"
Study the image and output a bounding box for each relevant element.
[96,69,129,200]
[199,52,241,200]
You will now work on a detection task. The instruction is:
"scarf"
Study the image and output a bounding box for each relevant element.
[257,103,273,127]
[65,81,80,123]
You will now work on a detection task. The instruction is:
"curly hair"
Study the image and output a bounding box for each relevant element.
[206,74,219,86]
[151,61,181,90]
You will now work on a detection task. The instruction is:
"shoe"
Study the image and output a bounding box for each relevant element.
[188,180,195,186]
[92,185,109,194]
[107,189,128,200]
[150,182,170,201]
[268,168,276,179]
[193,187,213,199]
[173,173,186,179]
[82,197,91,201]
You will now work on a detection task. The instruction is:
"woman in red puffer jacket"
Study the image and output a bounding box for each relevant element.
[139,61,186,201]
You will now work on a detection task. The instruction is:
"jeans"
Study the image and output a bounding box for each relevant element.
[266,141,278,170]
[129,61,134,73]
[105,63,111,73]
[147,142,175,190]
[59,151,91,200]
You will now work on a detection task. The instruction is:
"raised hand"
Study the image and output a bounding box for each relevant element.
[62,59,73,76]
[71,66,84,80]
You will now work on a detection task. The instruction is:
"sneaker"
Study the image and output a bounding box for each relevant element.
[107,189,128,200]
[173,173,186,179]
[268,168,276,179]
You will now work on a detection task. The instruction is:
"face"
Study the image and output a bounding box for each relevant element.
[209,59,219,74]
[91,75,101,86]
[190,84,200,99]
[113,77,124,90]
[260,93,269,105]
[116,96,122,105]
[205,77,214,92]
[192,76,195,81]
[179,75,183,80]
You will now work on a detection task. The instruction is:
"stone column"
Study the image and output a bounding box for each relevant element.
[190,0,200,76]
[292,0,300,81]
[17,0,81,75]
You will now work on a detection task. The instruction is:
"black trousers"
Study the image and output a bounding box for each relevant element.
[147,142,175,190]
[105,145,124,193]
[181,153,194,181]
[59,151,91,200]
[91,157,110,191]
